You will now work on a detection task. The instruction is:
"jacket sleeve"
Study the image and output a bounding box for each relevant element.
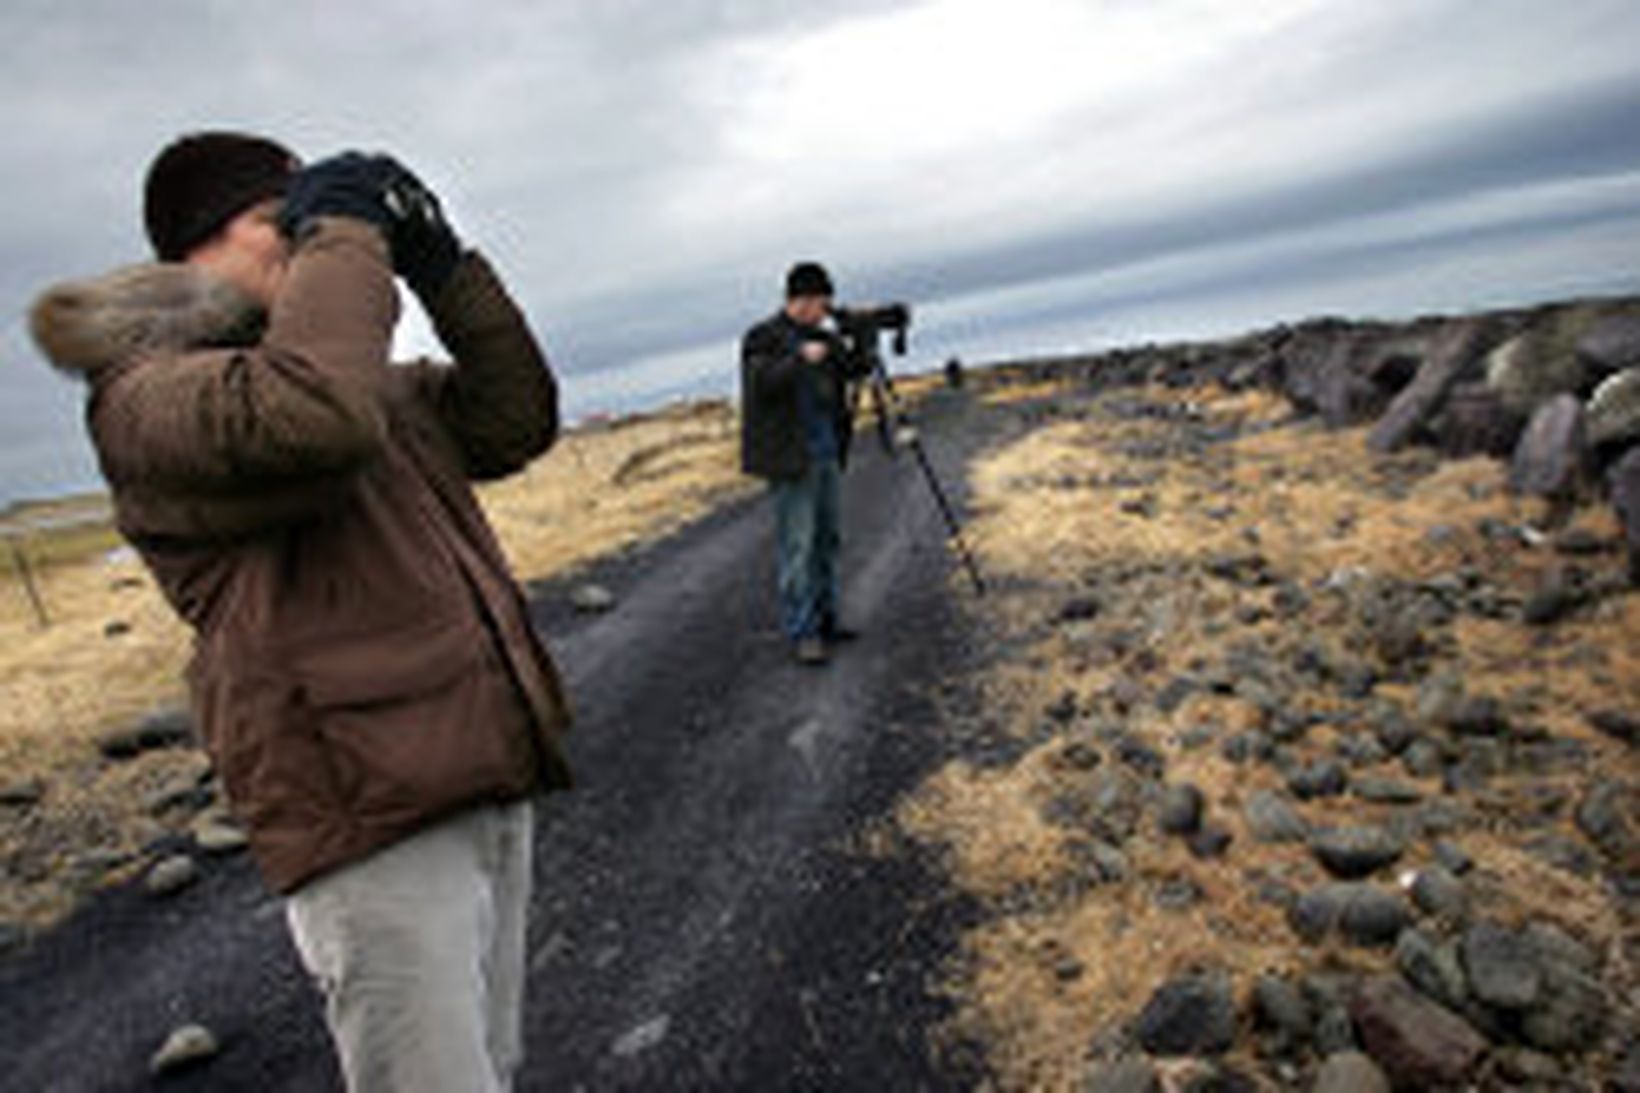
[408,252,559,481]
[91,218,397,504]
[741,319,804,401]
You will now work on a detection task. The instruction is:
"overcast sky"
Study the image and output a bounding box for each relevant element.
[5,0,1640,503]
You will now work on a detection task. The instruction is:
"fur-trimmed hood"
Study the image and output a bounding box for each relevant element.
[29,263,264,378]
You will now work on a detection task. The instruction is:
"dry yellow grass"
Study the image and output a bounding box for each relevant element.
[900,383,1640,1090]
[0,400,753,927]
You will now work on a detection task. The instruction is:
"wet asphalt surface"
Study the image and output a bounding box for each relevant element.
[0,385,1001,1092]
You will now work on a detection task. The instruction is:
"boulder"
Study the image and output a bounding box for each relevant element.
[1428,382,1524,458]
[1486,330,1588,414]
[1509,394,1587,500]
[1577,313,1640,378]
[1370,320,1496,453]
[1607,447,1640,584]
[1349,975,1487,1088]
[1587,367,1640,449]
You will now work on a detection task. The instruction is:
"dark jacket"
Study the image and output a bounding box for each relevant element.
[740,312,868,481]
[30,217,573,894]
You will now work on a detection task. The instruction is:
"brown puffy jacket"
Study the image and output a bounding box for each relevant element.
[30,218,572,893]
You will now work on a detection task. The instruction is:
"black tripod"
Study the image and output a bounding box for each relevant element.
[833,305,986,596]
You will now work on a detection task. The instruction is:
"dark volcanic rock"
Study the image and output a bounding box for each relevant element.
[1446,694,1510,736]
[1410,866,1466,920]
[1430,382,1524,458]
[1461,921,1542,1010]
[1586,708,1640,745]
[95,709,192,760]
[1396,927,1469,1010]
[1370,319,1495,453]
[1288,759,1348,800]
[1157,783,1205,835]
[1578,313,1640,378]
[1509,394,1586,500]
[1185,825,1233,860]
[1609,447,1640,584]
[1521,568,1584,626]
[1349,975,1487,1088]
[1310,825,1404,879]
[1244,789,1309,843]
[1290,883,1409,947]
[1136,973,1236,1057]
[1252,974,1311,1054]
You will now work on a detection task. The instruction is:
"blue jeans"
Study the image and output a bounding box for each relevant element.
[772,458,841,641]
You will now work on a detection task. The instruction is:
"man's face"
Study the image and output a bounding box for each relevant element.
[185,198,291,310]
[785,294,831,327]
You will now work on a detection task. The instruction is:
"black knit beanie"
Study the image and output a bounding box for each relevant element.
[143,132,300,261]
[785,261,834,300]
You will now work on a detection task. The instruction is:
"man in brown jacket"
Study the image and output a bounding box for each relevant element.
[30,132,572,1092]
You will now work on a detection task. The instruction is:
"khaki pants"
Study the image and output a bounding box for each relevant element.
[285,799,534,1093]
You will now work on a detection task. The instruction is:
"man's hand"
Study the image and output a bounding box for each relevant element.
[800,340,830,364]
[277,153,397,240]
[379,159,463,299]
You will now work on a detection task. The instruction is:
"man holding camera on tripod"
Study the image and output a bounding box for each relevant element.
[740,262,872,666]
[31,132,571,1092]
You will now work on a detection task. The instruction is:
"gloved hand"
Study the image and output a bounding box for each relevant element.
[378,159,463,299]
[277,152,397,240]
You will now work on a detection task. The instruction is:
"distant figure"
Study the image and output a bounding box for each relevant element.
[30,132,572,1091]
[945,356,965,389]
[739,262,872,665]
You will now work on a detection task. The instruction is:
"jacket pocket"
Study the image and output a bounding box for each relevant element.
[298,616,535,825]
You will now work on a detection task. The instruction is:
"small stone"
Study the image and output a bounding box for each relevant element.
[1461,921,1542,1010]
[612,1014,670,1057]
[1288,759,1348,800]
[1446,695,1509,736]
[1114,735,1166,778]
[1310,826,1404,879]
[146,854,199,897]
[1401,739,1443,778]
[1252,974,1311,1053]
[1157,783,1205,835]
[1432,840,1473,875]
[103,620,132,638]
[1312,1051,1390,1093]
[1586,709,1640,745]
[1349,975,1486,1088]
[150,1023,218,1075]
[1245,789,1309,842]
[571,583,617,614]
[1522,570,1582,626]
[95,709,192,759]
[1153,877,1204,912]
[192,815,249,855]
[1291,884,1409,947]
[1080,1057,1158,1093]
[1410,867,1466,920]
[1350,777,1422,805]
[1186,825,1234,860]
[1136,972,1237,1057]
[0,779,44,808]
[1055,741,1104,771]
[1396,928,1469,1009]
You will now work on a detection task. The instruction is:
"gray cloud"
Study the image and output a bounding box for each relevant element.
[4,0,1640,502]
